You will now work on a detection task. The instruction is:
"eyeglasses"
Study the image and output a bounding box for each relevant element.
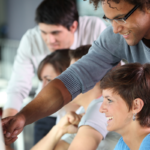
[103,4,139,25]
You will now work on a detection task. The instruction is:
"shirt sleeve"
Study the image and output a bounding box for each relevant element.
[57,27,121,99]
[4,32,35,111]
[78,98,108,139]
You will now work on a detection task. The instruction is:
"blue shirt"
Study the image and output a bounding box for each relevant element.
[114,134,150,150]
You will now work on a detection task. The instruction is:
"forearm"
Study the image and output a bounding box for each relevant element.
[19,79,71,125]
[2,109,18,118]
[54,140,69,150]
[68,126,102,150]
[31,125,65,150]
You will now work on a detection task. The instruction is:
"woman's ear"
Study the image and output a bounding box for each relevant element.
[132,98,144,114]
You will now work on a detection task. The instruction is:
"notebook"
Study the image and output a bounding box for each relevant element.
[0,119,5,150]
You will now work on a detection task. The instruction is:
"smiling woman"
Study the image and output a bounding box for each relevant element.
[100,63,150,150]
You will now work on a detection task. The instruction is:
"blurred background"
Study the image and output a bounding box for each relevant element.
[0,0,107,149]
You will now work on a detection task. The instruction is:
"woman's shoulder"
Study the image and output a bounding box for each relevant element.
[139,133,150,150]
[114,137,130,150]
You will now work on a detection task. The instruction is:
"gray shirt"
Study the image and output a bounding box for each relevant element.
[57,26,150,99]
[78,97,108,138]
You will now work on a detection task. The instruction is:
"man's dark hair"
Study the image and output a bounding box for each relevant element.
[69,45,91,60]
[35,0,79,30]
[88,0,150,10]
[38,49,70,80]
[100,63,150,127]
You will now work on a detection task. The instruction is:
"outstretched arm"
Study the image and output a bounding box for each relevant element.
[20,79,71,125]
[31,111,82,150]
[3,27,121,145]
[31,126,66,150]
[2,79,71,145]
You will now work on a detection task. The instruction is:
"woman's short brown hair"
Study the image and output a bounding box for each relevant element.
[37,49,70,80]
[69,45,91,60]
[100,63,150,127]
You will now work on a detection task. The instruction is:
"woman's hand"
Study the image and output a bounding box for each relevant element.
[56,111,82,134]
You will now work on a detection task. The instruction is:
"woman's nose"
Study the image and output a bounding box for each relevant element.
[99,102,107,113]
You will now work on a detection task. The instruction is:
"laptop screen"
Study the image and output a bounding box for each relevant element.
[0,119,5,150]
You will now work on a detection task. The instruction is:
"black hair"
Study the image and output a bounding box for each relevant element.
[69,45,91,60]
[35,0,79,30]
[88,0,150,10]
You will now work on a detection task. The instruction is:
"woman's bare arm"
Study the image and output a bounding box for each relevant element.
[31,111,82,150]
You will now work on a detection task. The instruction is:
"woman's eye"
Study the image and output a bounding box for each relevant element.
[108,99,113,103]
[47,79,51,82]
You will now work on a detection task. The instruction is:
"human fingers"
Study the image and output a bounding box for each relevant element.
[2,117,13,126]
[11,128,23,138]
[2,117,13,135]
[68,112,82,126]
[5,136,18,146]
[5,124,23,139]
[58,111,82,131]
[5,115,25,138]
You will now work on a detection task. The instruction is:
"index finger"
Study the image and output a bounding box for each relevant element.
[2,117,12,126]
[2,117,12,135]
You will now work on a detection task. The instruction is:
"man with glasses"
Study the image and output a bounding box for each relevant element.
[2,0,150,147]
[103,4,139,24]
